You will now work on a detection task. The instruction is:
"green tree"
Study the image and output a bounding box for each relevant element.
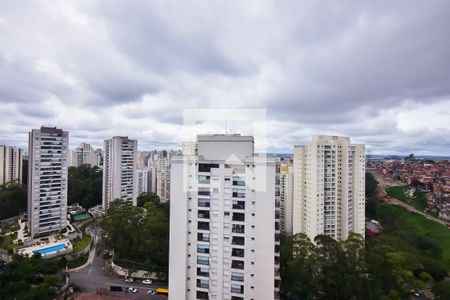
[68,164,102,208]
[433,281,450,299]
[365,172,378,197]
[101,199,169,277]
[137,192,160,207]
[0,183,27,219]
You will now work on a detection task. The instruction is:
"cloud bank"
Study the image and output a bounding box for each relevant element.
[0,1,449,154]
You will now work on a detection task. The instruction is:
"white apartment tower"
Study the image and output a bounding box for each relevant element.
[169,134,279,300]
[279,162,294,235]
[102,137,138,209]
[137,168,151,196]
[156,157,171,203]
[28,127,69,238]
[69,143,98,167]
[0,145,23,185]
[293,135,365,241]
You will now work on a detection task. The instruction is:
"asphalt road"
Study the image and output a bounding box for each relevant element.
[70,253,167,299]
[69,226,167,300]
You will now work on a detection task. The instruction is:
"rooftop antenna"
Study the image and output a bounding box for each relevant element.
[225,120,228,134]
[330,128,333,136]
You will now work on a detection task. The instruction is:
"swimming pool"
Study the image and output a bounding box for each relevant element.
[34,243,66,254]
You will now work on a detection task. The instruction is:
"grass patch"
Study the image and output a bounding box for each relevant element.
[386,185,427,211]
[67,253,89,269]
[375,202,450,270]
[71,225,91,253]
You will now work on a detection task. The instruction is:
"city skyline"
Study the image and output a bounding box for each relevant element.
[1,2,450,155]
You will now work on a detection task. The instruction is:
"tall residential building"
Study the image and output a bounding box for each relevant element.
[0,145,23,185]
[169,134,279,300]
[69,143,98,167]
[28,127,69,238]
[279,162,294,235]
[137,168,151,196]
[102,137,138,209]
[156,157,171,202]
[293,135,365,241]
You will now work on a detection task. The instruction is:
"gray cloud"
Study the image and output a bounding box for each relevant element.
[0,0,449,155]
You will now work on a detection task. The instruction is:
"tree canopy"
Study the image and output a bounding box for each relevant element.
[101,198,169,277]
[68,164,102,208]
[0,254,64,299]
[0,183,27,220]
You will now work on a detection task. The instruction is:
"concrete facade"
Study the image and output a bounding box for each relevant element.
[0,145,23,185]
[28,127,69,238]
[293,135,365,241]
[169,134,279,300]
[102,137,138,209]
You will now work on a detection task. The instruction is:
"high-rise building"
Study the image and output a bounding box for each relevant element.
[102,136,138,209]
[27,126,69,238]
[69,143,98,167]
[0,145,23,185]
[293,135,365,241]
[137,168,151,196]
[169,134,279,300]
[279,162,294,235]
[156,157,171,203]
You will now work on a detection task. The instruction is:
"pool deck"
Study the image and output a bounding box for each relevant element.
[18,237,73,258]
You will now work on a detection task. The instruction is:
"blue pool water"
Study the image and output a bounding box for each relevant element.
[34,243,66,254]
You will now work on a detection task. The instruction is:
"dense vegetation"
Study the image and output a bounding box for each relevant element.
[0,183,27,220]
[281,172,450,299]
[0,254,64,299]
[101,195,169,277]
[281,233,370,299]
[385,185,427,212]
[365,172,379,197]
[68,164,102,208]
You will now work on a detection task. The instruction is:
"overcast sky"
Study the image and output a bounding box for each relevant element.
[1,1,449,155]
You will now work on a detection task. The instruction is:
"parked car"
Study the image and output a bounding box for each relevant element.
[125,277,134,283]
[142,279,152,285]
[147,290,156,295]
[126,287,138,293]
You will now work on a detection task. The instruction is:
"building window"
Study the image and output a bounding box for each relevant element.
[232,224,245,234]
[198,210,210,219]
[197,244,210,254]
[232,188,245,198]
[198,232,209,242]
[198,163,219,172]
[198,175,210,184]
[231,260,244,270]
[197,267,209,277]
[197,222,209,231]
[232,236,245,246]
[232,200,245,210]
[198,198,210,208]
[232,176,245,186]
[196,290,209,299]
[197,278,209,289]
[232,213,245,222]
[231,272,244,282]
[197,255,209,265]
[231,284,244,294]
[232,248,245,258]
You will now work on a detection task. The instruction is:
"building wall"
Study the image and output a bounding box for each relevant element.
[0,145,23,185]
[27,127,68,238]
[69,143,98,167]
[280,163,294,235]
[293,135,365,241]
[102,137,138,209]
[169,134,277,300]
